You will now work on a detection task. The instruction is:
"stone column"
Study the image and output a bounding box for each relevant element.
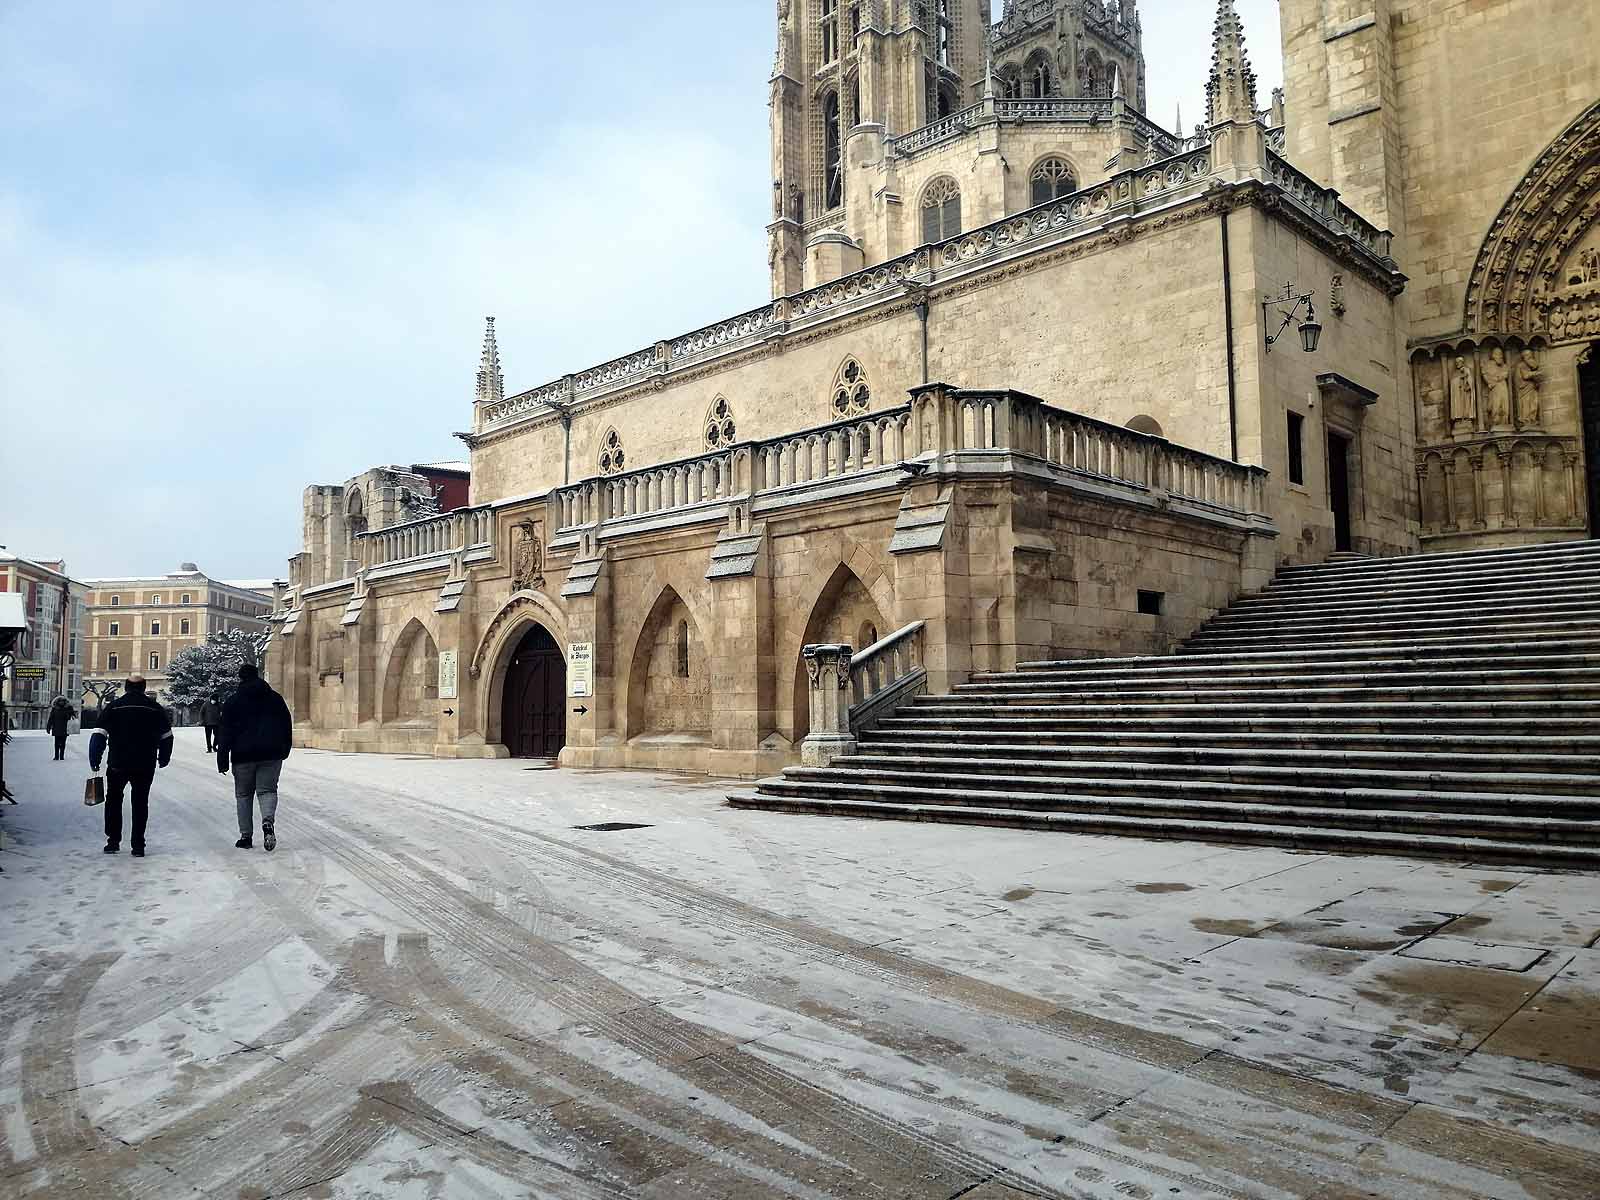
[706,510,775,778]
[558,540,611,768]
[800,644,856,767]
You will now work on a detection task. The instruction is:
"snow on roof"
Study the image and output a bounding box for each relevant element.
[225,580,280,593]
[414,461,470,473]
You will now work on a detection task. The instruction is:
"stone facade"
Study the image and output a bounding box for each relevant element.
[1280,0,1600,549]
[266,0,1597,776]
[0,553,87,730]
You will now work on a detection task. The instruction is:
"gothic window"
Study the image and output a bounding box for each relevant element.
[921,176,962,243]
[823,90,844,210]
[1125,414,1165,438]
[998,64,1023,100]
[936,80,960,118]
[1084,51,1105,98]
[1030,157,1076,206]
[831,357,872,418]
[848,1,861,41]
[676,620,690,678]
[1024,51,1053,98]
[704,396,738,449]
[598,427,626,476]
[821,0,839,63]
[935,0,953,66]
[845,73,860,129]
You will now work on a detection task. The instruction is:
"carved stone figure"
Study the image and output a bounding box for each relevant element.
[1448,356,1477,425]
[1481,347,1512,429]
[1514,349,1544,427]
[512,525,544,592]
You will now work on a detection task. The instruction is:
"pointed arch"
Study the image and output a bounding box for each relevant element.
[779,545,897,741]
[1464,100,1600,342]
[471,590,570,747]
[1029,155,1077,207]
[920,175,962,244]
[624,582,711,739]
[1023,48,1054,99]
[380,617,441,725]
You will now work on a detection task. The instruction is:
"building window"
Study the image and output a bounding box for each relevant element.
[1025,50,1053,98]
[181,593,191,605]
[935,0,952,66]
[676,620,690,678]
[108,653,119,672]
[831,357,871,418]
[1125,414,1164,438]
[921,176,962,243]
[820,0,838,63]
[150,653,160,671]
[1287,411,1306,485]
[998,64,1023,100]
[150,620,161,636]
[704,397,738,449]
[110,596,119,606]
[598,427,627,475]
[1137,590,1166,616]
[936,79,960,118]
[1030,157,1076,206]
[180,618,191,636]
[109,622,120,636]
[150,594,162,604]
[823,90,843,210]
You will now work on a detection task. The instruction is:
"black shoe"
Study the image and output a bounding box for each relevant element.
[234,837,252,849]
[103,844,119,854]
[131,847,145,858]
[262,821,276,853]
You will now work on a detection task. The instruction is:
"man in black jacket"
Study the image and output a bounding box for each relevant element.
[88,676,173,856]
[217,663,292,851]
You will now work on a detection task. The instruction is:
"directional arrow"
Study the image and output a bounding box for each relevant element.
[442,708,455,716]
[572,705,589,716]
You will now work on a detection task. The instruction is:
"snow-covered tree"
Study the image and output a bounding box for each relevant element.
[164,629,273,708]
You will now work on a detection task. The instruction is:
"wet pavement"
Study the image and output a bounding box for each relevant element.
[1,729,1597,1198]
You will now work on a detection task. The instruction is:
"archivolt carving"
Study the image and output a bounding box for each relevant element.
[1464,100,1600,343]
[469,593,564,680]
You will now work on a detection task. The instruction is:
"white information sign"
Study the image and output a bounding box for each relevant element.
[438,650,459,700]
[569,642,594,699]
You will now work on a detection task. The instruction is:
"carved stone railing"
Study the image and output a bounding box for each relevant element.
[993,97,1109,123]
[672,304,783,361]
[557,448,741,531]
[992,0,1054,46]
[1266,150,1393,260]
[848,622,927,735]
[800,644,857,767]
[888,103,985,156]
[359,507,494,569]
[751,405,913,492]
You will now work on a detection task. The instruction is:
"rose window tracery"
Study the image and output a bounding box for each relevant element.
[598,428,627,476]
[704,397,738,449]
[831,357,871,418]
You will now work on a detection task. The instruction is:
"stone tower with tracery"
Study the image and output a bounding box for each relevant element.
[768,0,1152,297]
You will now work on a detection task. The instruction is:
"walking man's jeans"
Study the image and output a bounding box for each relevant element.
[106,768,154,850]
[232,760,283,839]
[52,734,67,760]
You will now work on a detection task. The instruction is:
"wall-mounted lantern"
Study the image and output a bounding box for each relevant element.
[1262,282,1322,354]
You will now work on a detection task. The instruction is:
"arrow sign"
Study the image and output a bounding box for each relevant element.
[442,708,455,716]
[573,705,589,716]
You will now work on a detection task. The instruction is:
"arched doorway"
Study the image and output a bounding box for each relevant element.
[1582,344,1600,535]
[501,624,566,759]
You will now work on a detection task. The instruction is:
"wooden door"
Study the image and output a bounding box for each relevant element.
[501,626,567,758]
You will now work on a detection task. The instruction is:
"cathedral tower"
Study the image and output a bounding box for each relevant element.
[769,0,991,297]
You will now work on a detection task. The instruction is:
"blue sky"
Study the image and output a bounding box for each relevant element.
[0,0,1282,581]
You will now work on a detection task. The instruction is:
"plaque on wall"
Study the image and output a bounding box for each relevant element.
[438,650,459,700]
[569,642,594,699]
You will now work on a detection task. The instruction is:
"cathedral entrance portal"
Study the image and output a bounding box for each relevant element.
[501,624,567,759]
[1582,345,1600,537]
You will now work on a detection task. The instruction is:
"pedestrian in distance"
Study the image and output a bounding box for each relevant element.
[46,696,76,761]
[217,663,292,852]
[88,675,173,857]
[199,695,222,752]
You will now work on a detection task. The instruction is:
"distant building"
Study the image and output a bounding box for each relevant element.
[80,564,277,707]
[0,552,87,730]
[293,463,471,590]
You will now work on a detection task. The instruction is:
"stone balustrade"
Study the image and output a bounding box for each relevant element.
[359,507,493,569]
[751,406,913,492]
[1266,150,1393,259]
[848,621,928,736]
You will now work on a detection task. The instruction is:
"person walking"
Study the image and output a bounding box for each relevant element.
[217,663,292,852]
[199,696,222,752]
[87,675,173,857]
[46,697,76,761]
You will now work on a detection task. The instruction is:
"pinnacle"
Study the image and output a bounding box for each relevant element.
[475,315,504,406]
[1205,0,1258,127]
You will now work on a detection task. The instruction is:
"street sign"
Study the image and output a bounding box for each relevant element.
[11,667,46,680]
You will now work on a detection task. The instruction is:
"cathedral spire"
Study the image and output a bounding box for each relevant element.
[475,316,504,406]
[1205,0,1258,127]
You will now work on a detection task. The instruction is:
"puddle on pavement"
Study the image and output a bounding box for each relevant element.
[1134,883,1193,894]
[1478,879,1520,892]
[1191,918,1259,937]
[1002,887,1036,902]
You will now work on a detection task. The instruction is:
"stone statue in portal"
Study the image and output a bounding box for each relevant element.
[1481,347,1512,429]
[1448,356,1477,425]
[1513,349,1543,428]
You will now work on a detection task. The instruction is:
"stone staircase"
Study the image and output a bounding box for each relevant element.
[730,540,1600,867]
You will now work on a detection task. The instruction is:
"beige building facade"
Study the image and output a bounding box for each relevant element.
[268,0,1598,774]
[82,565,276,707]
[0,553,87,731]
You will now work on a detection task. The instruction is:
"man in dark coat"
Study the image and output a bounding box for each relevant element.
[88,675,173,856]
[199,697,222,752]
[46,697,75,760]
[217,663,292,852]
